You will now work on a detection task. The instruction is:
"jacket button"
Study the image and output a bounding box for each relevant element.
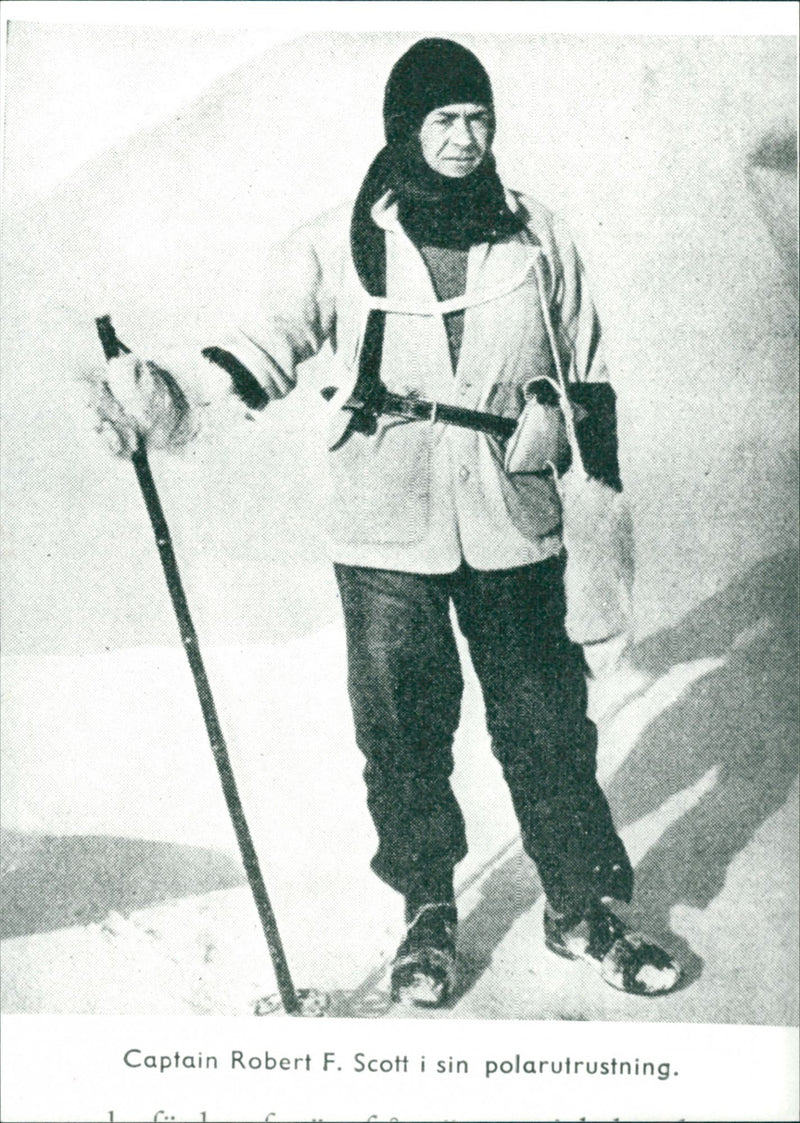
[459,466,470,483]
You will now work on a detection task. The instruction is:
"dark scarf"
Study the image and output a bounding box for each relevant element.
[351,142,522,293]
[349,144,524,406]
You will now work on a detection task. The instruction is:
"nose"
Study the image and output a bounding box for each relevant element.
[451,117,474,149]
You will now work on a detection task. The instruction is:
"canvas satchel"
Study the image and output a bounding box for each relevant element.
[531,256,635,645]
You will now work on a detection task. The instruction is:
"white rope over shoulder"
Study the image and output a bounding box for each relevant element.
[361,258,539,317]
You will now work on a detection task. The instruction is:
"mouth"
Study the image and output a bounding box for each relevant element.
[444,158,479,171]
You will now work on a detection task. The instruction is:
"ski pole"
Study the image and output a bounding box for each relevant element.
[95,315,304,1015]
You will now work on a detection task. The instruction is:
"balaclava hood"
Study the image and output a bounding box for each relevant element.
[383,37,495,146]
[352,38,523,289]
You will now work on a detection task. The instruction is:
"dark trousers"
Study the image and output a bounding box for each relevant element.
[334,555,633,917]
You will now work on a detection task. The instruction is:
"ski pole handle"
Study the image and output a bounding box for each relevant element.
[95,315,145,456]
[96,314,131,361]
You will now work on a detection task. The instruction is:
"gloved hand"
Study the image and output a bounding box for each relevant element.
[83,352,196,457]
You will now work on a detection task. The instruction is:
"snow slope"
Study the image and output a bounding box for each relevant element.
[3,552,797,1022]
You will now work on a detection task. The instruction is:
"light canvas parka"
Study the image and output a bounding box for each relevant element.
[210,189,611,574]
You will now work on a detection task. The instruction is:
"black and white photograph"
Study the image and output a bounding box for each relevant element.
[1,2,798,1121]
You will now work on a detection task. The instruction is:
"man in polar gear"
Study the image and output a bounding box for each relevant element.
[92,39,681,1006]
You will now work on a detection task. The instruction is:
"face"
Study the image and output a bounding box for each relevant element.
[418,102,492,178]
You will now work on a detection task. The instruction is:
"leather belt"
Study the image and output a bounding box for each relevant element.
[322,384,518,444]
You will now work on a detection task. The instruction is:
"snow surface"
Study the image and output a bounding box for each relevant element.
[2,601,797,1023]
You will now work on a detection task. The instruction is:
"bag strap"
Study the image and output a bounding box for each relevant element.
[530,252,587,478]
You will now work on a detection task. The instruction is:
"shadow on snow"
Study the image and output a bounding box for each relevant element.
[0,833,244,940]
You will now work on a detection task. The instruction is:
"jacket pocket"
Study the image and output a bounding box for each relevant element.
[326,416,432,545]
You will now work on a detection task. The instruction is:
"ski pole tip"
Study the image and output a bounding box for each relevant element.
[253,989,330,1017]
